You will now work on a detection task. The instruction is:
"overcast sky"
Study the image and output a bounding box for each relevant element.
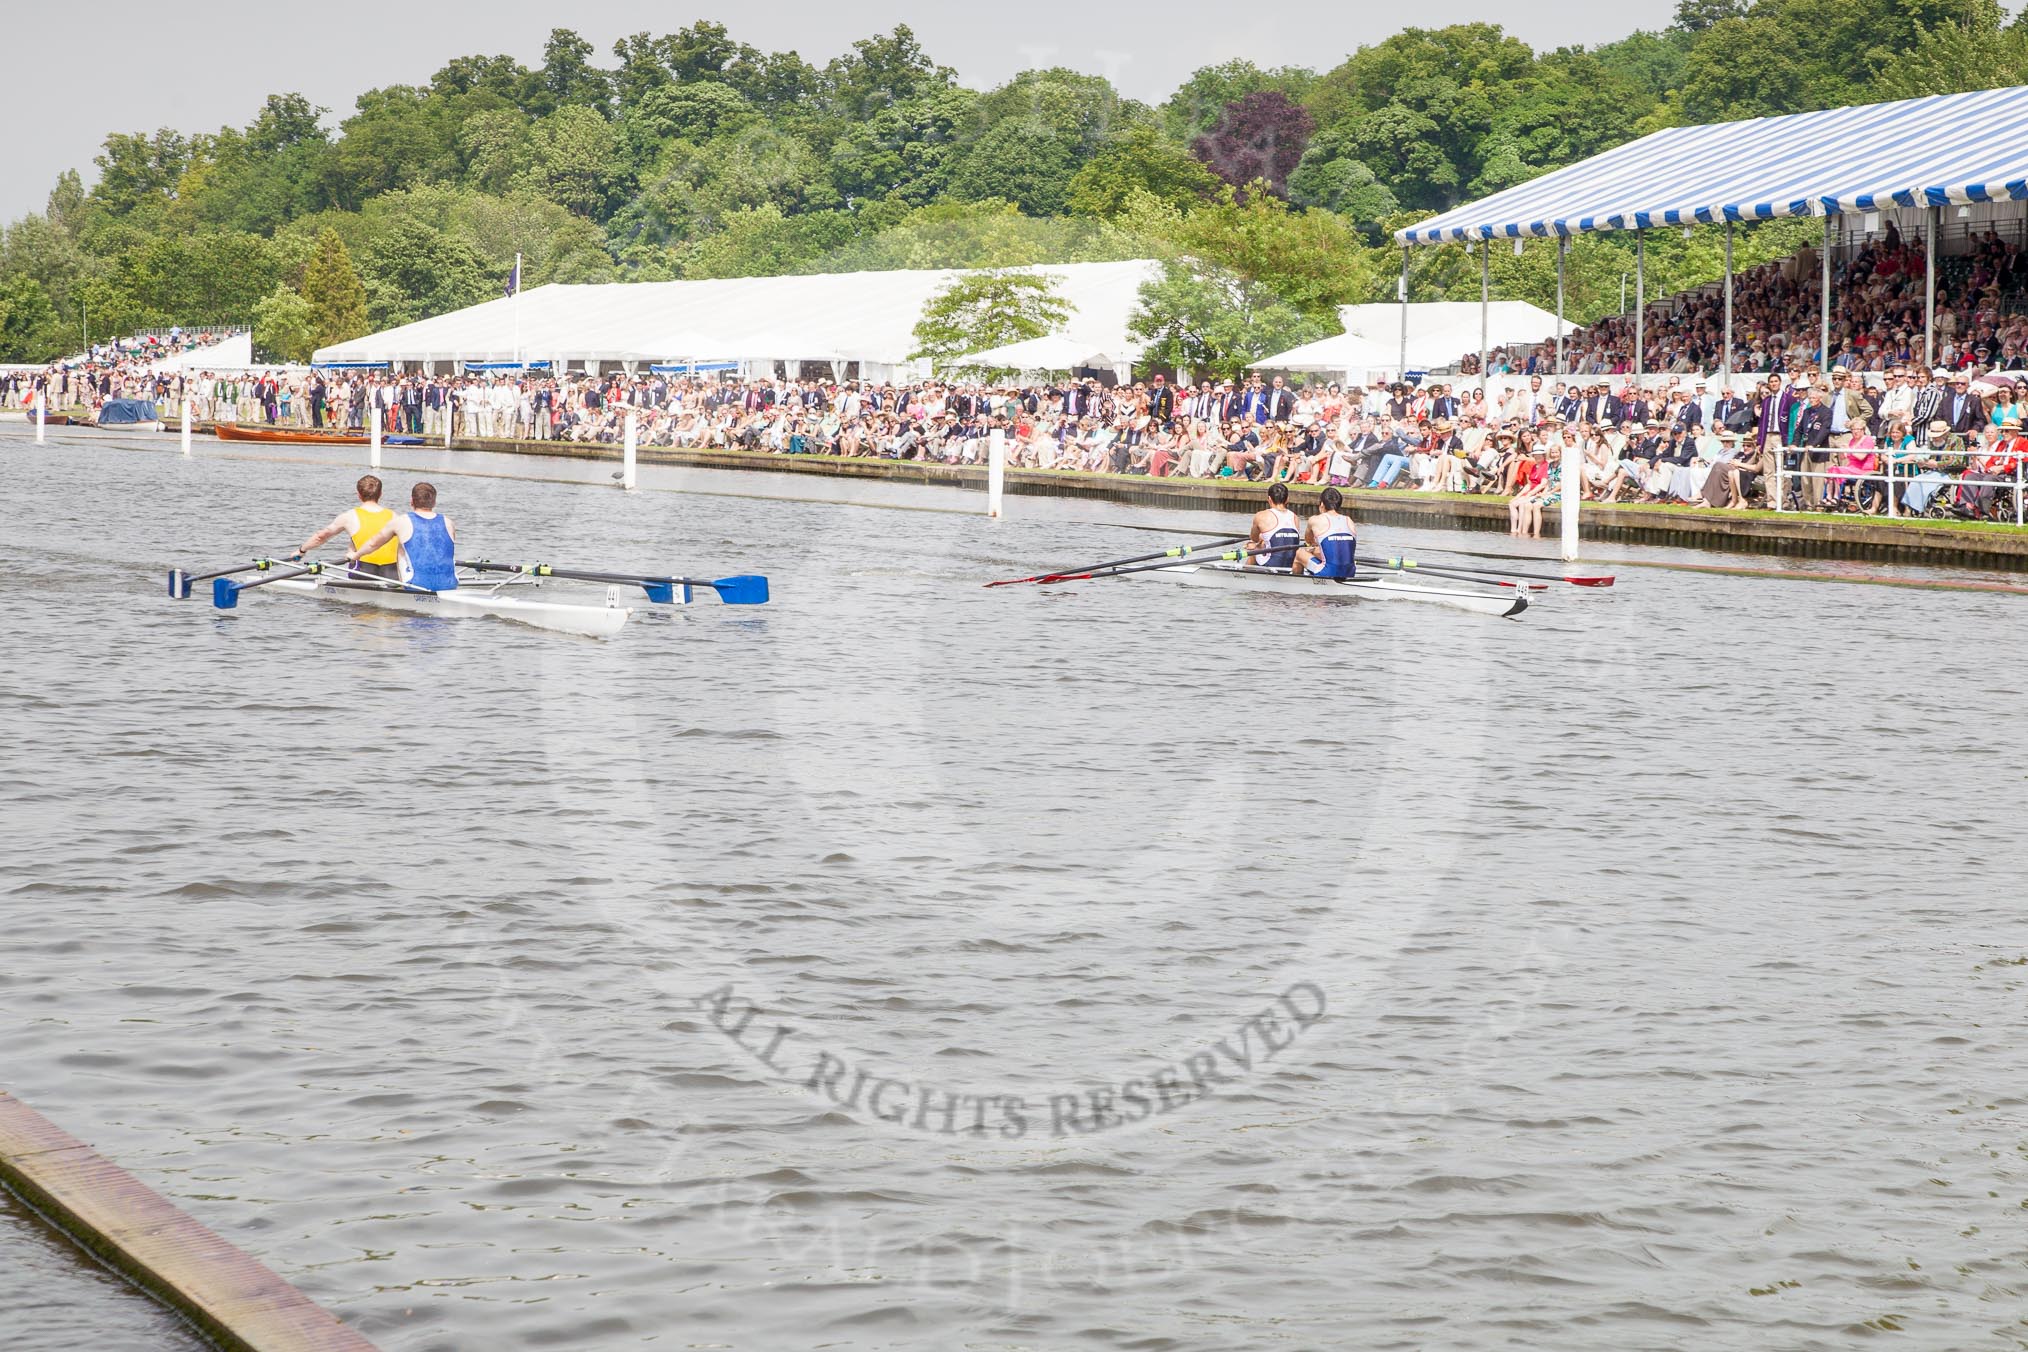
[0,0,1676,222]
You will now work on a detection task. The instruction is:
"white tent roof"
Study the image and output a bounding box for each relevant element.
[151,332,256,372]
[1334,301,1562,372]
[314,260,1162,368]
[953,334,1135,371]
[1250,331,1398,374]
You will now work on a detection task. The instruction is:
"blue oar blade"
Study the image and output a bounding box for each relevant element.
[212,578,242,610]
[710,575,769,606]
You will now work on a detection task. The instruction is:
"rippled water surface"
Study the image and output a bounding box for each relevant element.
[3,428,2025,1351]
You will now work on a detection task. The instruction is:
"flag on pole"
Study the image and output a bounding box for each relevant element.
[505,254,522,299]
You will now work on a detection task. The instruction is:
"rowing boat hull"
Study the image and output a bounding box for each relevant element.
[1153,563,1528,618]
[214,425,367,446]
[263,577,632,638]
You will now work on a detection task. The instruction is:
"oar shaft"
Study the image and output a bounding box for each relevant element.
[459,560,767,604]
[168,561,264,598]
[986,535,1249,588]
[1381,556,1614,587]
[1049,550,1249,582]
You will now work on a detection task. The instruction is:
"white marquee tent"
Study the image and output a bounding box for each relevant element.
[150,332,258,373]
[1254,301,1561,382]
[313,260,1162,380]
[951,334,1137,377]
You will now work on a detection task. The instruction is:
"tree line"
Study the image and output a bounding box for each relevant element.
[0,1,2016,372]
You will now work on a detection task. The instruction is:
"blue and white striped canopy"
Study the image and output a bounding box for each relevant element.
[1396,85,2028,245]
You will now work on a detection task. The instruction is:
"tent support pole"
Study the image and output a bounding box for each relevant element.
[1925,204,1938,369]
[1722,219,1734,388]
[1634,231,1645,380]
[1398,246,1409,383]
[1820,211,1832,376]
[1479,242,1489,392]
[1555,235,1566,377]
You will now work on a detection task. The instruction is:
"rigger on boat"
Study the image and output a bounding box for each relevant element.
[167,475,768,639]
[985,483,1616,619]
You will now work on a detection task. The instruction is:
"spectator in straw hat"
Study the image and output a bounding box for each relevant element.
[1897,419,1963,514]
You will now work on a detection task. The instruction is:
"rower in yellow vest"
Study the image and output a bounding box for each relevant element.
[299,474,401,581]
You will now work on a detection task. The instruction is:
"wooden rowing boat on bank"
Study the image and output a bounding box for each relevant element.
[213,424,426,447]
[1146,562,1530,618]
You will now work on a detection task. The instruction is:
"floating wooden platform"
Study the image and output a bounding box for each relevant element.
[0,1091,377,1352]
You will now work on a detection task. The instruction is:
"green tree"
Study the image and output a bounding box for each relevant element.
[1128,259,1330,378]
[1872,0,2028,99]
[824,24,955,120]
[252,285,315,362]
[1161,61,1318,141]
[0,275,60,361]
[826,200,1138,272]
[1591,29,1694,99]
[1308,23,1537,129]
[1140,187,1375,315]
[910,269,1072,373]
[91,129,191,217]
[620,82,762,170]
[525,105,625,217]
[1068,126,1221,217]
[119,231,279,322]
[539,28,610,113]
[1286,153,1400,239]
[826,88,981,205]
[682,204,858,278]
[458,110,532,193]
[947,121,1083,216]
[975,68,1143,162]
[1,207,89,321]
[358,216,491,328]
[330,86,459,208]
[301,227,368,350]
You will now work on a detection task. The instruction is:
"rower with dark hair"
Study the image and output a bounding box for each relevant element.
[1248,482,1301,570]
[346,482,458,592]
[298,474,400,581]
[1293,486,1357,579]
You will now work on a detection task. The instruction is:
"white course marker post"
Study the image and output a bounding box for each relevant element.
[33,389,45,444]
[987,429,1006,518]
[180,394,192,456]
[369,393,383,469]
[444,387,455,449]
[621,408,638,491]
[1559,438,1581,562]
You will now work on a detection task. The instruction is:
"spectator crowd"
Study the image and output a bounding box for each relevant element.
[14,231,2028,536]
[1477,225,2028,380]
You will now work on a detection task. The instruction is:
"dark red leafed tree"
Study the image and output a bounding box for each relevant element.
[1190,91,1315,198]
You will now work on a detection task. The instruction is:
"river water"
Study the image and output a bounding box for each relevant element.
[2,428,2024,1351]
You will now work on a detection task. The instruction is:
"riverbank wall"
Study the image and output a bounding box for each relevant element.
[180,424,2028,572]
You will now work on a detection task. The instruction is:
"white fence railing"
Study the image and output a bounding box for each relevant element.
[1771,449,2026,524]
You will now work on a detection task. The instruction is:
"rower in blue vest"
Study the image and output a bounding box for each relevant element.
[345,481,458,591]
[1293,486,1358,579]
[1248,482,1302,570]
